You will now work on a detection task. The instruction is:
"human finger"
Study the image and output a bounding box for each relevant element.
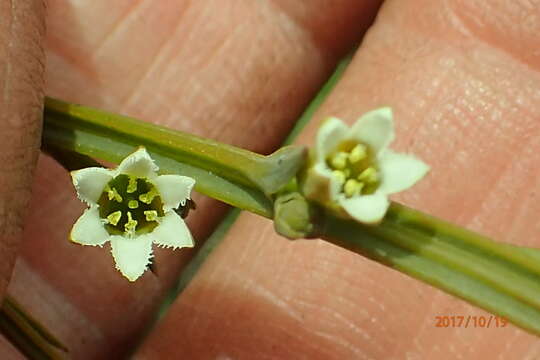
[135,0,540,358]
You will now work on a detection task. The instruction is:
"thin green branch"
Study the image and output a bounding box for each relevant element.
[43,98,307,218]
[23,50,537,360]
[0,296,67,359]
[322,203,540,335]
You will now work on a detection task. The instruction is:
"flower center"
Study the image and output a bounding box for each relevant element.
[97,174,165,236]
[326,140,380,197]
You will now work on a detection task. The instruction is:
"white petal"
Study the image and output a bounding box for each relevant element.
[312,162,344,200]
[117,147,159,179]
[313,162,333,179]
[110,234,153,281]
[300,163,334,204]
[70,206,109,246]
[152,211,194,249]
[71,167,114,205]
[315,117,349,162]
[350,107,395,153]
[339,193,390,224]
[378,150,430,194]
[153,175,195,211]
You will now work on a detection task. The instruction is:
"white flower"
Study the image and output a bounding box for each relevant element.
[301,107,429,224]
[70,147,196,281]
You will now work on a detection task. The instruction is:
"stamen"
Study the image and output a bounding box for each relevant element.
[358,167,378,183]
[125,211,138,233]
[348,144,367,163]
[344,179,364,197]
[329,152,348,170]
[139,189,157,204]
[332,170,346,185]
[127,176,138,193]
[107,187,123,203]
[107,211,122,226]
[128,200,139,209]
[144,210,159,222]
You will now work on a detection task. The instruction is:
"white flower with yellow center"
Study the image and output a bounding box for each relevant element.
[302,108,429,224]
[70,147,195,281]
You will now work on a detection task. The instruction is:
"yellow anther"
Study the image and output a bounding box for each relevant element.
[348,144,367,163]
[329,152,348,170]
[332,170,346,184]
[344,179,364,197]
[144,210,159,222]
[125,211,138,233]
[128,200,139,209]
[107,187,123,203]
[358,167,379,184]
[107,211,122,226]
[139,189,157,204]
[127,176,138,193]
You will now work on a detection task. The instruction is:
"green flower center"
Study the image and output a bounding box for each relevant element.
[97,174,165,236]
[326,140,380,197]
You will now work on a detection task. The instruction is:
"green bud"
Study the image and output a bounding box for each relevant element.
[273,192,320,240]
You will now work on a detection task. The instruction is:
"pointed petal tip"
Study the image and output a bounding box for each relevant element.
[117,147,159,178]
[356,106,394,123]
[110,235,154,282]
[352,107,396,152]
[378,151,431,194]
[375,106,393,119]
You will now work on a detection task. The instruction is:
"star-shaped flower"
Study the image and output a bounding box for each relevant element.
[70,147,196,281]
[302,107,429,224]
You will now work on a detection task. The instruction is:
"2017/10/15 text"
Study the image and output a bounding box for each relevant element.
[435,315,508,328]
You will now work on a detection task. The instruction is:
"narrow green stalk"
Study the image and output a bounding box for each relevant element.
[322,203,540,335]
[28,48,539,360]
[0,296,67,359]
[44,98,307,218]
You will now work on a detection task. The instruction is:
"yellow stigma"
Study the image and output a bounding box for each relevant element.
[107,211,122,226]
[344,179,364,197]
[128,200,139,209]
[358,167,378,183]
[107,187,123,203]
[139,189,157,204]
[125,211,138,233]
[329,152,348,170]
[144,210,159,222]
[348,144,367,163]
[127,176,138,193]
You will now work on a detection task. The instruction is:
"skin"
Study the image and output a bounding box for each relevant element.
[0,0,45,301]
[1,0,540,358]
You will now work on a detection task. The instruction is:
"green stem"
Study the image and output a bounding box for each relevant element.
[43,98,307,218]
[0,296,67,359]
[36,52,540,341]
[322,202,540,335]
